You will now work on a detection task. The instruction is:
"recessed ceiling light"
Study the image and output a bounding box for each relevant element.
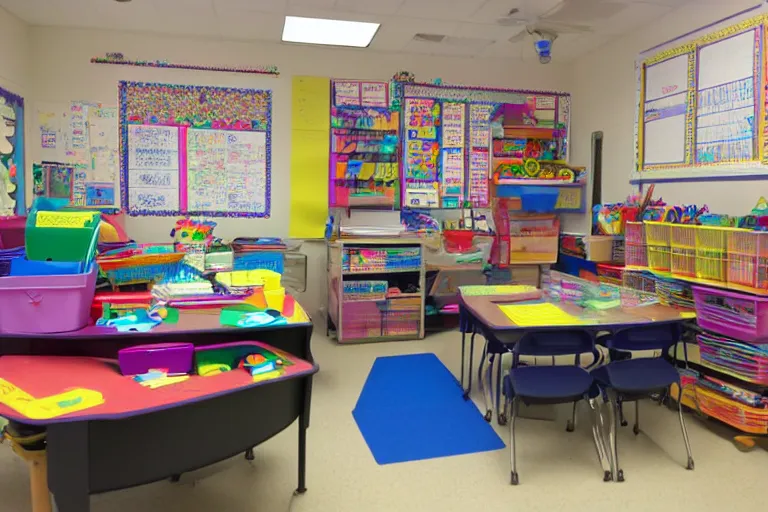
[281,16,380,48]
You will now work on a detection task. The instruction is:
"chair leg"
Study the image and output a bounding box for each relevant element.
[588,397,613,482]
[460,331,466,393]
[566,401,577,432]
[676,383,695,470]
[509,397,519,485]
[478,340,488,393]
[467,331,476,394]
[633,401,640,436]
[496,355,506,425]
[608,391,624,482]
[618,401,628,427]
[482,352,493,422]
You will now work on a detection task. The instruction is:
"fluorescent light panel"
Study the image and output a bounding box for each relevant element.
[282,16,380,48]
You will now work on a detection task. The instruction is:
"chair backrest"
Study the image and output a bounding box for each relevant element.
[607,323,682,353]
[512,329,596,367]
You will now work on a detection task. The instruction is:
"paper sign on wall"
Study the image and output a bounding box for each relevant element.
[127,125,180,212]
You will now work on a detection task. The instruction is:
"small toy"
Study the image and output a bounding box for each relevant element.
[170,218,216,244]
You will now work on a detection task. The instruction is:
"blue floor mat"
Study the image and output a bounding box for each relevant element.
[353,353,505,465]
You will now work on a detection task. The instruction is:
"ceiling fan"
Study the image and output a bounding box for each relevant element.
[498,0,595,63]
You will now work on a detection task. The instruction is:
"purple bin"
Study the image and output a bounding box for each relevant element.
[118,343,195,376]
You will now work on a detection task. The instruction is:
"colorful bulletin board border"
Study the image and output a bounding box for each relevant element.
[634,9,768,183]
[0,85,24,217]
[119,81,272,217]
[91,55,279,77]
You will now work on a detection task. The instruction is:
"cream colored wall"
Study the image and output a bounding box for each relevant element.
[24,25,570,317]
[569,0,767,226]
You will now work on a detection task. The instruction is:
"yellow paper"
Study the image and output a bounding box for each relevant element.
[291,76,330,130]
[252,370,284,383]
[680,311,697,319]
[359,162,376,180]
[555,187,582,210]
[0,378,104,420]
[140,375,189,389]
[499,302,585,327]
[289,129,330,239]
[36,211,97,228]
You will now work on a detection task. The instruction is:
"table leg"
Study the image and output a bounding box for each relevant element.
[47,422,90,512]
[459,331,466,391]
[296,411,307,495]
[9,444,52,512]
[465,331,476,397]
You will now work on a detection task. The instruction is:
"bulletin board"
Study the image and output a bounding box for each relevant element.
[401,82,570,209]
[635,11,768,182]
[0,85,24,216]
[119,81,271,217]
[329,79,399,208]
[33,101,119,209]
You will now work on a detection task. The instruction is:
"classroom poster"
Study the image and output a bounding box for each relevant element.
[0,86,24,216]
[127,125,180,213]
[403,98,441,208]
[440,102,465,207]
[468,104,493,207]
[33,101,119,208]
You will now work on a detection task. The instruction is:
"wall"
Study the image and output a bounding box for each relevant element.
[0,7,30,208]
[27,26,570,317]
[569,0,766,218]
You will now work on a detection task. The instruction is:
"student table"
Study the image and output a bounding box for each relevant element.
[0,309,316,512]
[457,287,693,397]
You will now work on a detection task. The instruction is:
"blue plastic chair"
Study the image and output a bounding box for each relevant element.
[477,327,515,424]
[590,323,694,482]
[503,329,611,485]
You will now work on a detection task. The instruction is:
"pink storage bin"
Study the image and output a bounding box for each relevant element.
[0,216,26,249]
[0,262,98,333]
[692,285,768,343]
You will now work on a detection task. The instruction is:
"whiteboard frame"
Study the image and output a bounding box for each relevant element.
[633,3,768,183]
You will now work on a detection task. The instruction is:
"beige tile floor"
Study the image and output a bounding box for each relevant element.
[0,329,766,512]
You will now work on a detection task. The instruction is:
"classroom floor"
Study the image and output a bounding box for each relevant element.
[0,329,766,512]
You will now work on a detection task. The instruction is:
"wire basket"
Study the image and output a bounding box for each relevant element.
[695,226,727,282]
[645,221,671,272]
[727,229,768,291]
[625,243,648,268]
[624,222,645,245]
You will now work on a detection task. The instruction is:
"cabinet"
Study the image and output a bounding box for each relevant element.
[327,239,425,343]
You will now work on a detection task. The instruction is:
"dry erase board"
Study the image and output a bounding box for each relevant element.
[119,81,271,217]
[635,10,768,182]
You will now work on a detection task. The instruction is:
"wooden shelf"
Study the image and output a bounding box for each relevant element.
[502,126,556,139]
[343,268,421,275]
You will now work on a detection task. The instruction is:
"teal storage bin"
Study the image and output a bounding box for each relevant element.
[25,210,101,263]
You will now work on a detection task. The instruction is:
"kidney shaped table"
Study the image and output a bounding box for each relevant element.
[0,308,317,512]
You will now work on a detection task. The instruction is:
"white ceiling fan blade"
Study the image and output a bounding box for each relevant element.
[508,28,529,43]
[532,20,592,34]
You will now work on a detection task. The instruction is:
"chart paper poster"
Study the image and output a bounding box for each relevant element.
[361,82,388,108]
[468,104,493,207]
[334,81,361,107]
[127,125,180,213]
[441,103,465,148]
[696,29,756,163]
[187,129,267,214]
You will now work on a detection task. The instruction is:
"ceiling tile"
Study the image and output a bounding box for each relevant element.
[544,0,629,24]
[470,0,563,24]
[454,21,525,41]
[334,0,406,16]
[288,0,338,9]
[479,39,525,58]
[591,2,671,35]
[152,0,214,10]
[396,0,488,22]
[402,39,484,57]
[212,0,288,14]
[216,10,285,41]
[552,33,612,61]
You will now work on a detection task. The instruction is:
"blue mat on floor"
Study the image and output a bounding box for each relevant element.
[353,353,505,465]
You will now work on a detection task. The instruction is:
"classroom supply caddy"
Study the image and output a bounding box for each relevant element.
[25,210,101,262]
[0,262,98,333]
[623,221,647,268]
[327,239,425,343]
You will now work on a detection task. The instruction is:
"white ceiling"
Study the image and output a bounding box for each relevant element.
[0,0,702,61]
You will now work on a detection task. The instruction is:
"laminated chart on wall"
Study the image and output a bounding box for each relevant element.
[120,82,271,216]
[635,12,768,181]
[468,104,493,207]
[403,98,440,208]
[329,79,399,208]
[440,103,465,209]
[33,102,119,208]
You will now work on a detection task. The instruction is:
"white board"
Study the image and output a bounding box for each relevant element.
[643,54,690,165]
[698,29,756,90]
